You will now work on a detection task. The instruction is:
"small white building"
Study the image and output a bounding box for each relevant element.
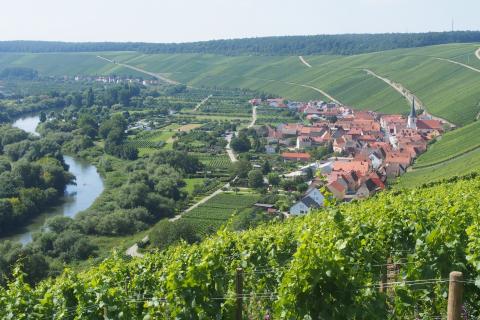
[289,188,325,216]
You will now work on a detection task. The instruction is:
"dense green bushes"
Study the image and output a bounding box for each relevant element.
[0,126,74,236]
[2,174,480,318]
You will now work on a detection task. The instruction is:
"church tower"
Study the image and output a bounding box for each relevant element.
[407,97,417,129]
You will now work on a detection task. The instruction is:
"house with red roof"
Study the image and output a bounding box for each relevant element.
[281,152,311,162]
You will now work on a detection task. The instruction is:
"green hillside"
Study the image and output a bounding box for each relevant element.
[0,52,145,77]
[394,121,480,188]
[1,44,479,126]
[2,174,480,318]
[395,148,480,188]
[415,121,480,168]
[95,44,480,126]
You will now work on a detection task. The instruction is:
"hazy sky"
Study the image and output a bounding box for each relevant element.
[1,0,478,43]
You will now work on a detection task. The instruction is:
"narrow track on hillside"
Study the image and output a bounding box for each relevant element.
[193,95,213,111]
[299,56,312,68]
[411,145,480,171]
[286,82,341,104]
[96,55,179,85]
[434,57,480,74]
[363,69,455,127]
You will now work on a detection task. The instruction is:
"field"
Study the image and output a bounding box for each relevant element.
[2,43,480,126]
[414,121,480,168]
[394,148,480,188]
[182,192,260,235]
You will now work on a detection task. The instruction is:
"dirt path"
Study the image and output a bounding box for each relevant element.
[248,106,257,128]
[363,69,456,127]
[97,55,179,85]
[125,235,148,258]
[299,56,312,68]
[225,133,238,162]
[434,57,480,74]
[287,82,341,104]
[193,95,213,111]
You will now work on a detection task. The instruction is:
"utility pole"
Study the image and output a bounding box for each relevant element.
[447,271,463,320]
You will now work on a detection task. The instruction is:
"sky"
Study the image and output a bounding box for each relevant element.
[1,0,479,43]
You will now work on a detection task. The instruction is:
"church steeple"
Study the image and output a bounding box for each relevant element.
[407,97,417,129]
[409,97,417,118]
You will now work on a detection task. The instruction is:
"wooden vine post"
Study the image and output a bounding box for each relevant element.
[447,271,463,320]
[236,268,244,320]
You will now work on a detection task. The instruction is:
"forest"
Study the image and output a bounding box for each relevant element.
[1,31,480,55]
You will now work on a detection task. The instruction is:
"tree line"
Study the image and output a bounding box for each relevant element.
[0,31,479,55]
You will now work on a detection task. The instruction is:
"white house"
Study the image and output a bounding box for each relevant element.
[289,188,325,216]
[304,188,325,206]
[368,153,383,170]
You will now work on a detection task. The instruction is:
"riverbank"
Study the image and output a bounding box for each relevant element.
[1,115,105,245]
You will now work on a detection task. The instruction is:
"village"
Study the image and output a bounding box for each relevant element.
[249,97,446,215]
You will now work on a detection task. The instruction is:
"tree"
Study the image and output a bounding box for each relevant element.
[267,172,280,186]
[85,88,94,107]
[231,160,252,178]
[230,134,251,153]
[248,170,264,189]
[262,160,271,174]
[150,219,199,250]
[39,112,47,123]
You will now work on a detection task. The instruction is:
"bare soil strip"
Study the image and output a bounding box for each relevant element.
[434,57,480,74]
[97,55,179,84]
[363,69,455,127]
[299,56,312,68]
[193,95,213,111]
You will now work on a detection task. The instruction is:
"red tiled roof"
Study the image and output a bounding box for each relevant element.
[281,152,311,160]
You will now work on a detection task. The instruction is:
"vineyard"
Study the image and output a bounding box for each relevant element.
[2,173,480,318]
[182,192,260,235]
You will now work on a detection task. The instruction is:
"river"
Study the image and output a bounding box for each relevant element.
[2,115,104,244]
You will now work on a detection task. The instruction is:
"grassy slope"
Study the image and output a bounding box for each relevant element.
[414,121,480,167]
[1,44,479,125]
[395,121,480,188]
[395,148,480,188]
[0,52,145,77]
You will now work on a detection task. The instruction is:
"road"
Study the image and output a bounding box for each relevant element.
[434,57,480,74]
[476,48,480,60]
[193,95,213,111]
[299,56,312,68]
[363,69,455,128]
[97,55,179,85]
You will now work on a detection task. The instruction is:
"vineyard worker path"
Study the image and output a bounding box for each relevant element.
[363,69,456,128]
[434,57,480,74]
[96,55,179,85]
[299,56,312,68]
[476,48,480,60]
[225,133,238,163]
[193,95,213,111]
[248,106,257,128]
[170,182,230,222]
[125,235,148,258]
[287,82,341,105]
